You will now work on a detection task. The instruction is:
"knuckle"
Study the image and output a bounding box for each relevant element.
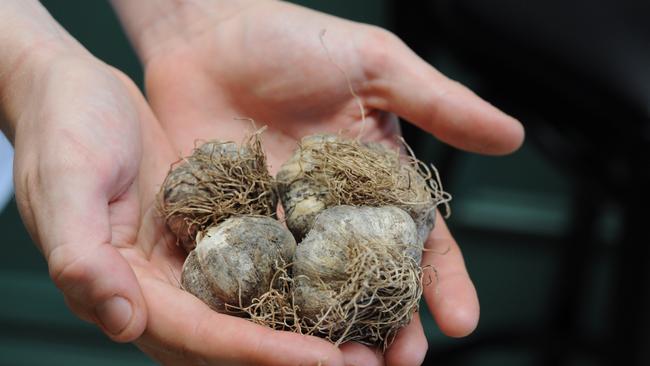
[364,25,400,47]
[47,244,94,300]
[357,26,401,77]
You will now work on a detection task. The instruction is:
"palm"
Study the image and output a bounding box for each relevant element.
[144,1,401,171]
[139,2,477,364]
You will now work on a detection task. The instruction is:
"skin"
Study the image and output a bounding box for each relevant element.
[1,0,524,365]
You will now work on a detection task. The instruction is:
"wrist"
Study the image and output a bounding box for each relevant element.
[110,0,263,64]
[0,0,83,141]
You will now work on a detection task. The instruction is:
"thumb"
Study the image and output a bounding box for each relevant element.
[362,29,525,155]
[23,159,147,342]
[48,241,147,342]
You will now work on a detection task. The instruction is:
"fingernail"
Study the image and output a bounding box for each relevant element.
[96,296,133,335]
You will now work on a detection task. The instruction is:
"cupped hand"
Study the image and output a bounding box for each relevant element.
[9,44,346,365]
[11,49,154,341]
[132,1,524,365]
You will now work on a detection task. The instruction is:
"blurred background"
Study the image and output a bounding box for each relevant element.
[1,1,648,365]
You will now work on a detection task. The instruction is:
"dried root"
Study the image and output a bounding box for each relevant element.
[233,260,302,331]
[159,132,277,252]
[236,205,425,349]
[298,242,422,349]
[235,244,422,349]
[277,134,451,243]
[166,131,450,351]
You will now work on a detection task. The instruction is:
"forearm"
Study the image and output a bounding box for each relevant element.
[110,0,259,64]
[0,0,77,141]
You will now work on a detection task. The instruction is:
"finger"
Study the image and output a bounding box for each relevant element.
[30,160,147,342]
[47,224,148,343]
[340,342,383,366]
[384,313,428,366]
[136,343,193,366]
[361,29,524,155]
[137,278,345,366]
[420,214,479,337]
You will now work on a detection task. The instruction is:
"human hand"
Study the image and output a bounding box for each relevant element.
[111,0,524,365]
[1,1,153,342]
[3,2,350,365]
